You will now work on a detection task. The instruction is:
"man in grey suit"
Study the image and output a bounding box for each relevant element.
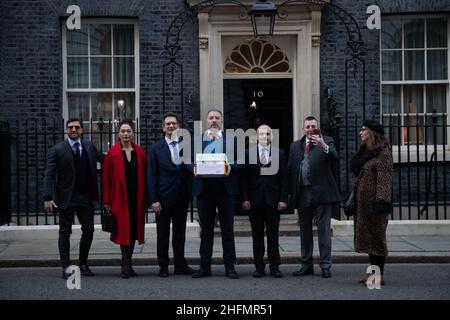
[288,116,340,278]
[43,118,104,279]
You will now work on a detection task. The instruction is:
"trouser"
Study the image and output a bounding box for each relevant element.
[197,191,236,269]
[155,200,189,269]
[249,203,281,270]
[297,204,332,270]
[58,205,94,268]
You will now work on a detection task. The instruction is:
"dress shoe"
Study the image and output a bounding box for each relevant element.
[358,274,370,283]
[174,266,195,275]
[252,269,266,278]
[79,265,95,277]
[360,274,385,285]
[270,269,283,278]
[192,267,212,278]
[292,266,314,276]
[225,266,239,279]
[62,268,71,280]
[158,267,169,278]
[321,269,332,278]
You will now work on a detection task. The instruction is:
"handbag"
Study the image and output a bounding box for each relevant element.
[101,208,117,233]
[343,169,364,217]
[343,188,357,217]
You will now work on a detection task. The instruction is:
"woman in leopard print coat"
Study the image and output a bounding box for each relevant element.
[349,120,393,285]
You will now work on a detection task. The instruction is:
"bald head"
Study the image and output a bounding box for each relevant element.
[257,124,272,146]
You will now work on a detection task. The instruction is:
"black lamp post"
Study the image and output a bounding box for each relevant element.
[250,0,276,38]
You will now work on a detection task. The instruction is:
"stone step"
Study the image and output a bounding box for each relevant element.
[212,215,326,237]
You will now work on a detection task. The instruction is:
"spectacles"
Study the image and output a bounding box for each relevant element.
[67,125,81,130]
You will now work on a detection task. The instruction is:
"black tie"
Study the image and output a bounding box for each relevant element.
[73,142,80,159]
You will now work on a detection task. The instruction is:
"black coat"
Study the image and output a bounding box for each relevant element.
[43,139,104,210]
[147,138,191,207]
[242,146,288,207]
[287,135,341,206]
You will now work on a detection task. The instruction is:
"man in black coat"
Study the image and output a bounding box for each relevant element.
[241,124,288,278]
[191,109,240,279]
[288,116,340,278]
[43,118,104,279]
[147,113,194,277]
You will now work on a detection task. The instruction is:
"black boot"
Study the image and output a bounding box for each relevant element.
[128,241,137,277]
[120,245,130,279]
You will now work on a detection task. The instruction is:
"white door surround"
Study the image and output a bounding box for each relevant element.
[191,2,324,139]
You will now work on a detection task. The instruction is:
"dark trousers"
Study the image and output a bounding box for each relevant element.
[155,201,189,269]
[297,204,332,270]
[369,254,386,274]
[197,191,236,268]
[58,205,94,268]
[249,203,281,270]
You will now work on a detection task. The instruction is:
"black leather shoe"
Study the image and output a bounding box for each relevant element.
[292,266,314,276]
[252,269,265,278]
[192,267,212,278]
[62,269,71,280]
[174,266,195,275]
[225,266,239,279]
[270,269,283,278]
[159,267,169,278]
[321,269,332,278]
[79,265,95,277]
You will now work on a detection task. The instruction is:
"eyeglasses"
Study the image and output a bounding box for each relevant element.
[67,125,81,130]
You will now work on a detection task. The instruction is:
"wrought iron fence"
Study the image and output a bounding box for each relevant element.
[0,114,449,225]
[337,112,449,221]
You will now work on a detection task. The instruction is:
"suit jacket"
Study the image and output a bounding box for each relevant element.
[191,132,240,197]
[102,142,148,245]
[43,139,104,210]
[288,135,341,206]
[147,138,192,207]
[242,146,288,207]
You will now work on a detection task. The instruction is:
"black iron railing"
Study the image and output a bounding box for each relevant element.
[0,115,449,225]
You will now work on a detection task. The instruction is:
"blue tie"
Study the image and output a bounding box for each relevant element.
[170,141,181,164]
[73,142,81,158]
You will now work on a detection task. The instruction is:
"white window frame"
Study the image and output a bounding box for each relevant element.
[380,15,450,162]
[62,19,140,126]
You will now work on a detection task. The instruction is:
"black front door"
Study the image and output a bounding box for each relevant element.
[223,78,293,152]
[224,78,294,215]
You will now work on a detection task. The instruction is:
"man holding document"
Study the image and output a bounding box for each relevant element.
[191,109,240,279]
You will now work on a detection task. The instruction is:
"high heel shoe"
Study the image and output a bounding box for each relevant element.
[360,274,385,285]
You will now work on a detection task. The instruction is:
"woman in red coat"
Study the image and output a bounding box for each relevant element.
[103,119,148,279]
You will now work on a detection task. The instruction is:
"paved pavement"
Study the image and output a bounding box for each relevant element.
[1,220,450,267]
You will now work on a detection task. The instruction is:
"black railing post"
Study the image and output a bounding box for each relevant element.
[432,111,438,219]
[443,113,448,219]
[0,121,12,225]
[35,119,39,225]
[98,116,105,218]
[188,117,195,223]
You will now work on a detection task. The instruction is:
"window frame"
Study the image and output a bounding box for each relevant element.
[62,18,140,125]
[380,14,450,157]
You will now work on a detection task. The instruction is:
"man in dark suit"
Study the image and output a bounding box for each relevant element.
[147,113,194,277]
[241,124,288,278]
[191,109,240,279]
[288,116,340,278]
[43,118,104,279]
